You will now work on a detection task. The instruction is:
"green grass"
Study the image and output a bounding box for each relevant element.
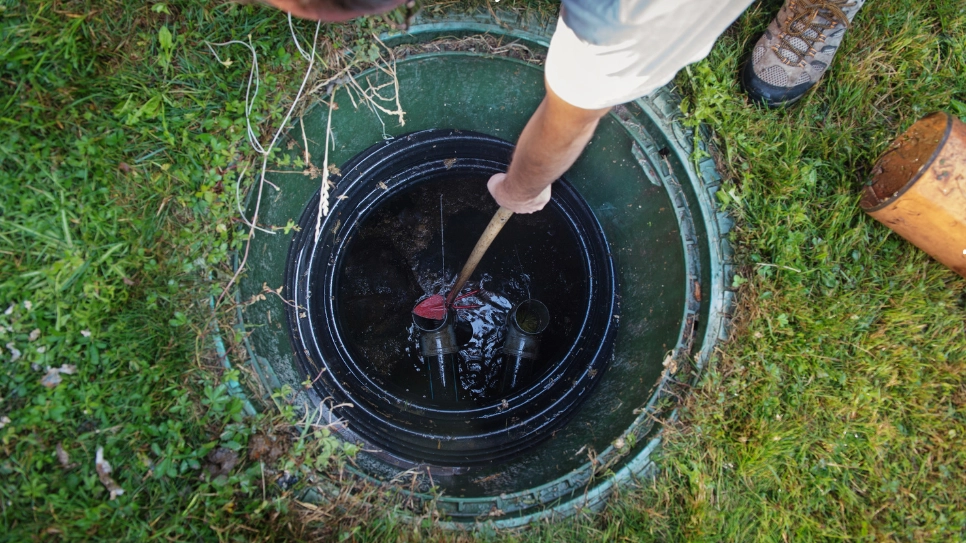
[1,0,964,541]
[0,1,388,540]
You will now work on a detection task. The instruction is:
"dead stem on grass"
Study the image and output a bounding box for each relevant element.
[394,33,546,64]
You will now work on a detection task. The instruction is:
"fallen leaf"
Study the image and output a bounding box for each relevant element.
[28,329,40,342]
[249,434,272,460]
[56,444,69,466]
[662,355,678,374]
[206,447,238,478]
[303,165,321,179]
[56,443,76,470]
[5,342,20,362]
[41,368,62,388]
[248,433,288,464]
[40,365,76,388]
[95,447,124,500]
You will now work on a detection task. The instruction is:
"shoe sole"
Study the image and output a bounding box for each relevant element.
[741,59,814,108]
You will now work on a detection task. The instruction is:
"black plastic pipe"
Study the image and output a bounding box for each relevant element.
[499,299,550,394]
[413,311,459,402]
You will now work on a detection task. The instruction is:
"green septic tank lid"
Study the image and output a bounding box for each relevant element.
[228,14,734,528]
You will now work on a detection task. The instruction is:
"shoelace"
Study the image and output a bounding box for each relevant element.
[776,0,856,66]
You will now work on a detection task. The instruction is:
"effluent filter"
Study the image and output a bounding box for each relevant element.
[233,12,734,526]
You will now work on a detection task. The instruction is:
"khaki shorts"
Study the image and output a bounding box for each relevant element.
[545,0,754,109]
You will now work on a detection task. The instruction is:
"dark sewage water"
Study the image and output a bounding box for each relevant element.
[336,175,589,406]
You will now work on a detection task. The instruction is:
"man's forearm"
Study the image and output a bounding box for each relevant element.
[488,80,611,213]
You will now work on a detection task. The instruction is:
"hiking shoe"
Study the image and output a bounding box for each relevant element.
[743,0,866,107]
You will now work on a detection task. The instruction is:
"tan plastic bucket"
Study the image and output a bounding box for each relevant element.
[860,112,966,277]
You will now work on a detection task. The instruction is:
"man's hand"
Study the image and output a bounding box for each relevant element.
[263,0,407,22]
[487,79,611,213]
[487,173,552,214]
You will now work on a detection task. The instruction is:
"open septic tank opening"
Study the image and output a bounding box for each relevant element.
[236,16,734,525]
[286,130,618,467]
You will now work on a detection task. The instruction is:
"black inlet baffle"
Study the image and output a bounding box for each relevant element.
[413,311,459,402]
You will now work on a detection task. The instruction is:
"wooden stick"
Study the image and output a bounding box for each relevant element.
[446,206,514,306]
